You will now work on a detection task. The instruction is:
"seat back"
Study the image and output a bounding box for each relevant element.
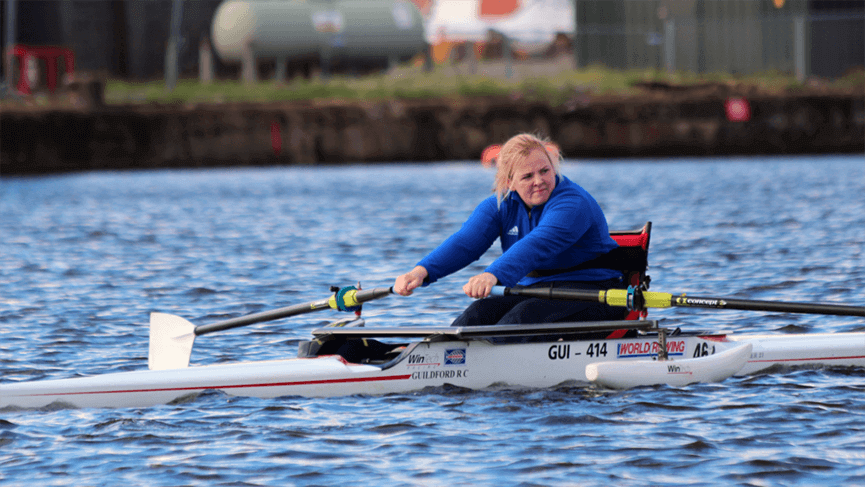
[609,221,652,320]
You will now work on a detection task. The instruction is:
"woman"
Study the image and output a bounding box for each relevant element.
[394,133,626,326]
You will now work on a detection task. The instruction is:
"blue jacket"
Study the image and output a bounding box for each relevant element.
[418,175,621,287]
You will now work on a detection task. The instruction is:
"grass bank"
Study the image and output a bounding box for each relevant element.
[103,62,865,106]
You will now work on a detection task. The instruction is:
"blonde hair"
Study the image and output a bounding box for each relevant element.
[493,133,562,206]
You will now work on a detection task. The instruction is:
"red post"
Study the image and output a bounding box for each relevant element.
[271,120,282,156]
[11,44,76,95]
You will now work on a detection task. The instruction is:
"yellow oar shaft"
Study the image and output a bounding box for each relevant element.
[497,287,865,317]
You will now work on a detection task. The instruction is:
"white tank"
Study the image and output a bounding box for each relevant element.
[211,0,427,64]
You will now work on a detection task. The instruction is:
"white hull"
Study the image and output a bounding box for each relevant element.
[4,329,865,409]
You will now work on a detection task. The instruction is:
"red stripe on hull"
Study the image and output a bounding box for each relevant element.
[15,374,412,398]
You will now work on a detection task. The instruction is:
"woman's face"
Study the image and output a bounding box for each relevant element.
[508,148,556,208]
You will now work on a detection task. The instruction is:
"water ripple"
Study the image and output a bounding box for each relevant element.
[1,156,864,485]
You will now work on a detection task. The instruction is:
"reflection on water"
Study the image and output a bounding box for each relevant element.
[1,155,864,485]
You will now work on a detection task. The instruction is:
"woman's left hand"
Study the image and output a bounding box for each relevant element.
[463,272,499,299]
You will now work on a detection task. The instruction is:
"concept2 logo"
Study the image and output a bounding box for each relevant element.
[675,296,725,308]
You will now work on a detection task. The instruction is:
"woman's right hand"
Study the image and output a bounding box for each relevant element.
[393,266,429,296]
[462,272,499,299]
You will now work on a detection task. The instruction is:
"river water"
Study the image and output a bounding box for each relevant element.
[1,155,864,486]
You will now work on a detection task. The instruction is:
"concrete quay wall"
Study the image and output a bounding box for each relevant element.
[2,90,863,175]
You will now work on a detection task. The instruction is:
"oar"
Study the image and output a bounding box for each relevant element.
[148,286,393,370]
[491,286,865,317]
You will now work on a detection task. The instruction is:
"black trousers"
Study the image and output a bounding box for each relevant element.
[450,277,627,327]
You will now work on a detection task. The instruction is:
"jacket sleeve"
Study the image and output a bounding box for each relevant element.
[417,196,502,285]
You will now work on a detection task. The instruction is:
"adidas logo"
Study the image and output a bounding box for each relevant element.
[507,226,519,236]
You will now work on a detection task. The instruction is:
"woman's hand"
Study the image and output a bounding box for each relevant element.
[463,272,499,299]
[393,266,429,296]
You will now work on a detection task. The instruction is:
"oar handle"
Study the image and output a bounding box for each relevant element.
[194,286,394,336]
[491,286,602,303]
[493,286,865,317]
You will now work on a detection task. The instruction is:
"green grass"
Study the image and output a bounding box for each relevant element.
[78,63,865,106]
[101,69,625,105]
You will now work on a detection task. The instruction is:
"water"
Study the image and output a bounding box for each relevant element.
[1,155,864,486]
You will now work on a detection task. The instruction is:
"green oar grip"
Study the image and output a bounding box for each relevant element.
[644,291,674,308]
[603,289,673,309]
[603,289,628,308]
[329,287,361,311]
[329,286,394,312]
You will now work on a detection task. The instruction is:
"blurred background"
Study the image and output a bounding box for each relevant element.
[1,0,863,174]
[2,0,863,85]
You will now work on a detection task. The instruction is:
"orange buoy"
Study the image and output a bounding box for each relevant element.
[481,144,501,167]
[481,142,560,167]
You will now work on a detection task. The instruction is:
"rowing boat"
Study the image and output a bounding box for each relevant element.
[3,313,864,409]
[3,223,863,410]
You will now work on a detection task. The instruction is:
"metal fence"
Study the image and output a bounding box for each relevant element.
[574,0,864,81]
